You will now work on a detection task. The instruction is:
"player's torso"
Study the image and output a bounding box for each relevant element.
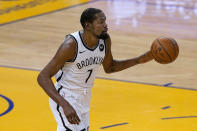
[55,31,106,89]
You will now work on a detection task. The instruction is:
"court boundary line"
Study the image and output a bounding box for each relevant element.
[0,64,196,92]
[161,116,197,120]
[97,76,197,91]
[100,122,129,129]
[0,0,99,26]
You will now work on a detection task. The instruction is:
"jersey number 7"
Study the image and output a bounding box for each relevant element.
[85,69,93,83]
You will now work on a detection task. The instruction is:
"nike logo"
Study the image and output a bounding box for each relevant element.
[79,50,86,54]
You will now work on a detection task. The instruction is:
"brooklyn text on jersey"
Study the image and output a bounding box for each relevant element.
[76,56,104,69]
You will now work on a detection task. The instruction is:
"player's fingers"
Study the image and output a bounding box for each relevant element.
[75,114,81,123]
[75,117,80,125]
[68,114,79,124]
[72,115,80,125]
[73,118,79,125]
[67,116,75,124]
[70,111,80,124]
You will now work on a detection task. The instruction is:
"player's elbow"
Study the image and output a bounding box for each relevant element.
[37,72,43,86]
[103,62,115,74]
[104,67,113,74]
[37,71,47,88]
[105,70,111,74]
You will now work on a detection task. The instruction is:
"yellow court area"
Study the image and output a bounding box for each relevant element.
[0,0,90,25]
[1,67,197,131]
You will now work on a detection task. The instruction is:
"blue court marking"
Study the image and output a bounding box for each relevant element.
[161,116,197,120]
[161,106,171,110]
[98,76,197,91]
[100,122,128,129]
[0,94,14,117]
[163,83,173,87]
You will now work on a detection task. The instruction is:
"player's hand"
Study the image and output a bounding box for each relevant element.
[62,102,81,125]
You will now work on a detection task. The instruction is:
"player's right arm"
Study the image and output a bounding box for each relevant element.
[37,36,80,125]
[102,34,153,73]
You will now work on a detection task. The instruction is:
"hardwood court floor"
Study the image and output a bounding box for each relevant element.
[0,0,197,89]
[0,0,197,130]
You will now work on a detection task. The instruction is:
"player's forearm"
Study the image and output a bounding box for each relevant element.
[108,51,153,73]
[37,73,69,107]
[107,58,138,73]
[135,51,153,64]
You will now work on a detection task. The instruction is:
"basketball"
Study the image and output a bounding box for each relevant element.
[151,36,179,64]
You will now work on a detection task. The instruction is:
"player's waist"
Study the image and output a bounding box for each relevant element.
[55,82,91,95]
[57,76,94,88]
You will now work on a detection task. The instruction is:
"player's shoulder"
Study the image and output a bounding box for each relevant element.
[55,35,77,61]
[61,35,77,50]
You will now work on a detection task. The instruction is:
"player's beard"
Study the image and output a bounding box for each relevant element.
[97,31,108,40]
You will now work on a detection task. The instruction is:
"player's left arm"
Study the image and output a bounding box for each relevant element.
[102,34,153,74]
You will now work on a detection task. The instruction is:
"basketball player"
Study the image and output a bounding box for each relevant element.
[37,8,153,131]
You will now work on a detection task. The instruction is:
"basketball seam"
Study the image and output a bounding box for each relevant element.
[157,39,172,62]
[166,37,177,58]
[152,53,169,63]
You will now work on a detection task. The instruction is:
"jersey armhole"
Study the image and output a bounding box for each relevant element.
[65,34,78,62]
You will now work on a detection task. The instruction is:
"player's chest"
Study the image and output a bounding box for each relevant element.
[74,49,105,70]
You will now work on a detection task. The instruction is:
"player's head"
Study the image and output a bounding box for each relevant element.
[80,8,108,39]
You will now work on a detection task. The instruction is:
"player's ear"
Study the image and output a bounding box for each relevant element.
[85,22,89,28]
[85,22,91,30]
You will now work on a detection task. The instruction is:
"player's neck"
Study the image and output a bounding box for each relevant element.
[80,30,99,49]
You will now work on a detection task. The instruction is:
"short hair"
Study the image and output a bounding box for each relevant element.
[80,8,102,28]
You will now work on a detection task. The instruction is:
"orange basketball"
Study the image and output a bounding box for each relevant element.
[151,36,179,64]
